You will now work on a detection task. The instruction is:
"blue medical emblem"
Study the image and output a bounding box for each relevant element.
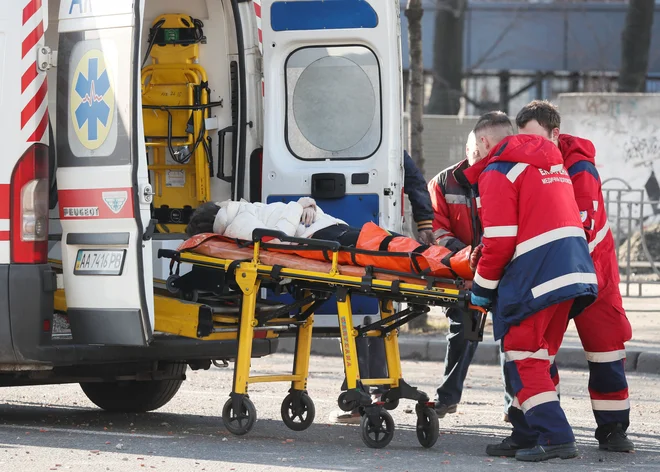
[74,57,111,142]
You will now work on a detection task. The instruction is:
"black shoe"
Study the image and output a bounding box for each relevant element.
[599,425,635,452]
[486,436,526,458]
[434,402,457,418]
[515,442,578,462]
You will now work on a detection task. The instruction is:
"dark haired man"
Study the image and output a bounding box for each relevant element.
[467,110,598,462]
[515,99,634,453]
[426,131,482,418]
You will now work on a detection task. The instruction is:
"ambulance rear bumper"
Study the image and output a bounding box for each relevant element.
[0,264,277,367]
[0,263,57,365]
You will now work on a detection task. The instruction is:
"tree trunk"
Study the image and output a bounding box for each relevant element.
[427,0,465,115]
[405,0,425,172]
[405,0,428,330]
[618,0,656,92]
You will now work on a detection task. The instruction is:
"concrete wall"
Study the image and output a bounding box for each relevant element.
[557,93,660,194]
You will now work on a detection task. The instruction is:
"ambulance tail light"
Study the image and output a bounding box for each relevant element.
[10,144,49,264]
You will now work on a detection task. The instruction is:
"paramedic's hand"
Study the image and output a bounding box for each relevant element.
[417,229,435,246]
[470,292,491,308]
[301,206,316,227]
[469,243,484,272]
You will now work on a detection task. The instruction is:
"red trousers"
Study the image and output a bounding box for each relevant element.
[553,287,632,438]
[502,300,574,446]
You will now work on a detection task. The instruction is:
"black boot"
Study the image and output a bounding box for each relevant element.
[598,424,635,452]
[486,436,528,458]
[515,442,578,462]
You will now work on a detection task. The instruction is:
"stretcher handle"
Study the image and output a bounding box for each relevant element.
[468,304,488,315]
[252,228,341,251]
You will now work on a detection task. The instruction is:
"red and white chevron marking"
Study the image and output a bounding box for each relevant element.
[253,0,263,55]
[253,0,265,97]
[21,0,48,144]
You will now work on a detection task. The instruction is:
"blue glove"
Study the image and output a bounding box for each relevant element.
[470,293,492,308]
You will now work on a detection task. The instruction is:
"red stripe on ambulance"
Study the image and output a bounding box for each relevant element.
[21,0,48,144]
[21,79,47,129]
[22,21,43,58]
[21,62,38,93]
[22,0,42,25]
[0,184,9,220]
[59,188,135,220]
[28,110,49,142]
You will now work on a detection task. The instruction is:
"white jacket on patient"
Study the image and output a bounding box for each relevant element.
[212,197,347,241]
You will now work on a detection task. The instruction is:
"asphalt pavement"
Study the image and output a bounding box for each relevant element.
[0,353,658,472]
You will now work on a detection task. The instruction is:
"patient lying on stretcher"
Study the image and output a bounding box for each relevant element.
[185,198,474,280]
[185,198,366,247]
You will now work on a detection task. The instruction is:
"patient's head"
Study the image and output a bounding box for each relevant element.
[186,202,221,237]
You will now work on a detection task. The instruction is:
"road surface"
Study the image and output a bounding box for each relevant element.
[0,353,657,471]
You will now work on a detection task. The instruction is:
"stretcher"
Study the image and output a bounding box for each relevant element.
[158,228,486,449]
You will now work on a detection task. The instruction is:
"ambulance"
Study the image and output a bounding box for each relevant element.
[0,0,404,412]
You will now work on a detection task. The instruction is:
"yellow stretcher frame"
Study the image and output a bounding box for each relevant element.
[158,232,479,449]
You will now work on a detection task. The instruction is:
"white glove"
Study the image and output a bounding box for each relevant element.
[301,206,316,227]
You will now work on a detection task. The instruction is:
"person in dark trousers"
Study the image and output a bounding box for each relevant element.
[426,131,483,418]
[332,150,435,424]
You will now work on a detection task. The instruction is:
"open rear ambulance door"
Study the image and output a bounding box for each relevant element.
[257,0,404,322]
[55,0,154,346]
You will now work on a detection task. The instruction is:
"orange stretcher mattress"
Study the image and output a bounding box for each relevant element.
[177,234,472,290]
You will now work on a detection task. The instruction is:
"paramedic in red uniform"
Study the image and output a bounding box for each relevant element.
[426,131,482,418]
[515,100,634,452]
[466,111,598,462]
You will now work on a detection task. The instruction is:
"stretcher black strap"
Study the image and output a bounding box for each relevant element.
[361,266,374,292]
[270,264,284,281]
[440,252,459,279]
[226,259,251,278]
[378,235,395,251]
[390,280,401,295]
[409,253,431,275]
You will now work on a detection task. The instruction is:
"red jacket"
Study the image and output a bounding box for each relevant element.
[560,134,622,303]
[427,159,480,252]
[464,134,598,339]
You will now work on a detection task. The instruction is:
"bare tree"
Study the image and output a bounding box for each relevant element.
[405,0,425,172]
[405,0,428,330]
[618,0,656,92]
[427,0,466,115]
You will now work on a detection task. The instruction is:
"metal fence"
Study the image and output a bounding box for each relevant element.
[603,181,660,298]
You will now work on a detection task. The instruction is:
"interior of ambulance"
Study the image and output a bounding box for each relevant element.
[47,0,250,237]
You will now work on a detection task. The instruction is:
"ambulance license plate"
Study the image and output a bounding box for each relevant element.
[74,249,126,276]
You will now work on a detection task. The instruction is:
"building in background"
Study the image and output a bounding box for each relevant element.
[400,1,660,115]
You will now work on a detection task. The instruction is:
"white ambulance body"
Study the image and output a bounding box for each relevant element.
[0,0,403,408]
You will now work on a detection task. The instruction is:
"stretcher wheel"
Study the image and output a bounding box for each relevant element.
[280,392,315,432]
[222,396,256,435]
[383,398,399,411]
[415,406,439,448]
[165,275,180,294]
[337,392,358,412]
[360,409,394,449]
[182,289,199,302]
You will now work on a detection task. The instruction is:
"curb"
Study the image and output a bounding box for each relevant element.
[276,337,657,374]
